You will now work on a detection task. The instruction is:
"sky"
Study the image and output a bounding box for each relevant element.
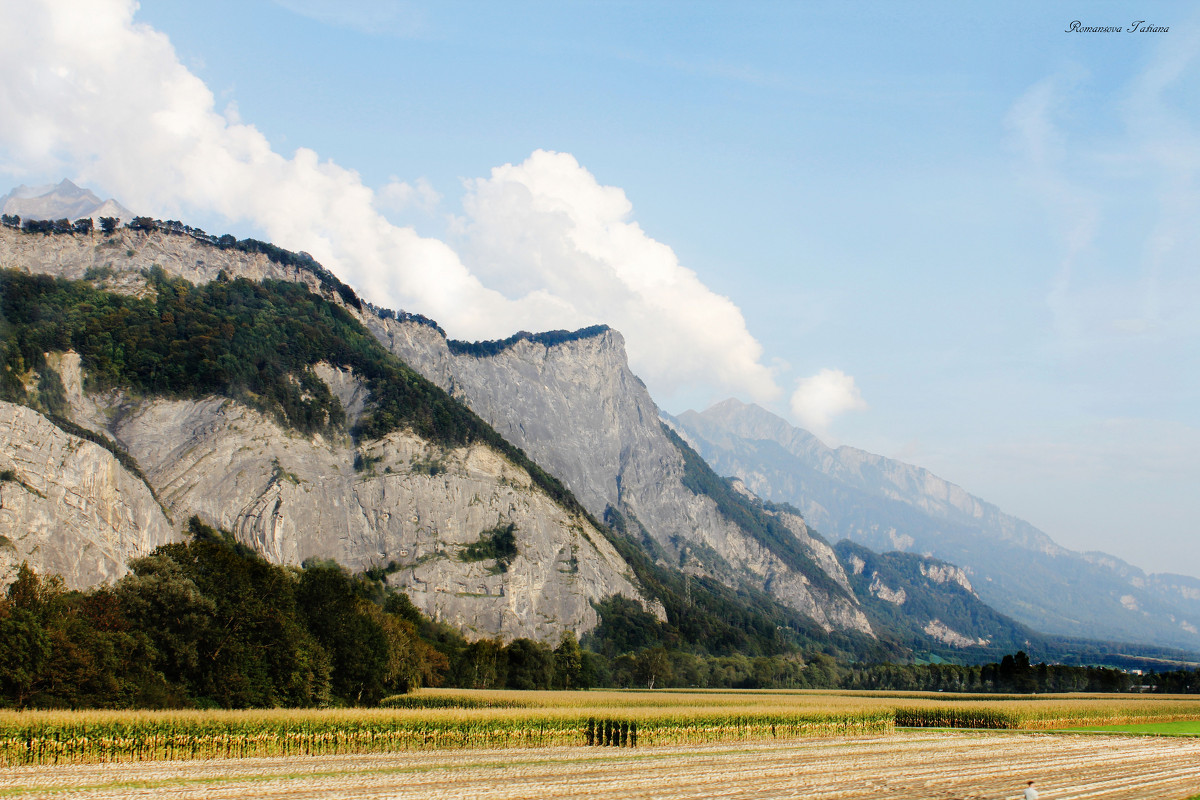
[1,0,1198,577]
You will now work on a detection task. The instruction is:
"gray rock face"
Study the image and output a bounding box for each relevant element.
[0,401,178,588]
[0,225,336,300]
[97,394,652,642]
[371,319,872,636]
[3,373,656,642]
[677,398,1200,651]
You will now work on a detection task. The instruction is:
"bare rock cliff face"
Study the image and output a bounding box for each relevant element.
[4,369,654,642]
[370,318,871,636]
[92,393,648,642]
[0,401,177,588]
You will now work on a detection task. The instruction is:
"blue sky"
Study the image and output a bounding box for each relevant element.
[1,1,1198,577]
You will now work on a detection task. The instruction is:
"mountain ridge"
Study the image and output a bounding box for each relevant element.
[675,398,1200,651]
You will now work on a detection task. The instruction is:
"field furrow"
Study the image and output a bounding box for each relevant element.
[3,732,1200,799]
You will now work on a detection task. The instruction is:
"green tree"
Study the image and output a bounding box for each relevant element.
[634,647,673,689]
[0,575,50,708]
[296,563,389,705]
[553,631,583,689]
[504,638,554,690]
[116,554,217,695]
[460,638,506,689]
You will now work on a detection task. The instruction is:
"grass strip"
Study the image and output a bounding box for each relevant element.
[1066,720,1200,736]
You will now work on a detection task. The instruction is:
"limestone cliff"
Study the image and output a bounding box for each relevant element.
[370,318,872,636]
[0,366,653,642]
[101,393,649,642]
[0,401,177,588]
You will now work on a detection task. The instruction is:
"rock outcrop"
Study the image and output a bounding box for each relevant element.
[0,225,336,300]
[835,540,1027,655]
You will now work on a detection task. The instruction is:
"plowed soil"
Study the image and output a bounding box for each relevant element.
[3,731,1199,799]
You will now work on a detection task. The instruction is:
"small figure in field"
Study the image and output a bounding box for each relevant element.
[1024,779,1039,799]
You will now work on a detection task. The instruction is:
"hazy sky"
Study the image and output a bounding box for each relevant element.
[2,1,1198,577]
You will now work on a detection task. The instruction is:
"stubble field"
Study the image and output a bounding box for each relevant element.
[4,732,1200,799]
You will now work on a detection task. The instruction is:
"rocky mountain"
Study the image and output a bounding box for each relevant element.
[0,224,657,643]
[835,540,1036,661]
[674,398,1200,651]
[368,317,872,639]
[1,179,133,225]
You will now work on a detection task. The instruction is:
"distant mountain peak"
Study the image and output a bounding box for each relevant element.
[1,179,133,224]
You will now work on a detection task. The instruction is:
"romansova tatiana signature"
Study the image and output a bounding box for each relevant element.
[1065,20,1169,32]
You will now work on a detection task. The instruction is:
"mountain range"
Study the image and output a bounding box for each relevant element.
[1,182,1196,667]
[673,399,1200,651]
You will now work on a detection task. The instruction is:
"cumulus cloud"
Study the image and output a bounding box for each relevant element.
[458,150,780,402]
[0,0,780,404]
[789,369,867,432]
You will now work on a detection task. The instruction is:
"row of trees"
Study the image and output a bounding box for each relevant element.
[0,518,594,709]
[845,651,1182,693]
[1,214,120,234]
[4,519,1196,710]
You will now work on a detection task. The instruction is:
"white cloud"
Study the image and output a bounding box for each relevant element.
[376,177,441,214]
[0,0,779,405]
[458,150,780,403]
[789,369,867,431]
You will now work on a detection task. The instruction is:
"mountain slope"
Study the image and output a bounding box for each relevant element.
[0,221,880,657]
[674,398,1200,651]
[0,232,658,642]
[368,314,873,639]
[835,540,1037,662]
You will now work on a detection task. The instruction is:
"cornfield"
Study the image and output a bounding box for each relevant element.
[2,689,1197,766]
[0,706,892,766]
[898,698,1200,730]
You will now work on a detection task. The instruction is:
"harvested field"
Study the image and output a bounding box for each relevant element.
[3,731,1200,799]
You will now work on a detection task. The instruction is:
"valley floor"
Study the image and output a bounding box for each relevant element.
[3,731,1199,799]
